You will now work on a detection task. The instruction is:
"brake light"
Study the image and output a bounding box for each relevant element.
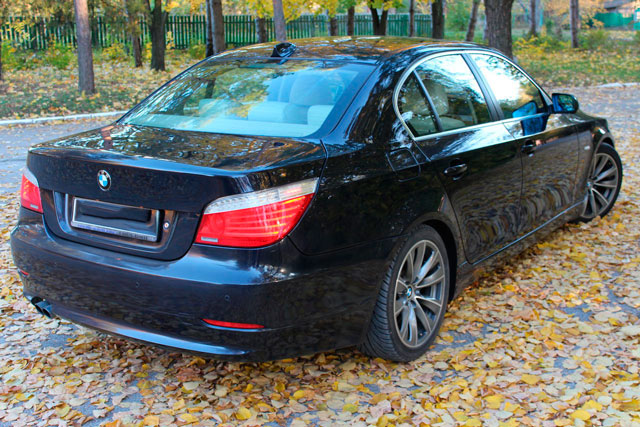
[195,178,318,248]
[203,319,264,329]
[20,169,43,213]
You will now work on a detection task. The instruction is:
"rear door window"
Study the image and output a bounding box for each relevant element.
[414,54,492,132]
[397,74,438,137]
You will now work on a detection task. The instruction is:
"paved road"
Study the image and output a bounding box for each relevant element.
[0,120,111,193]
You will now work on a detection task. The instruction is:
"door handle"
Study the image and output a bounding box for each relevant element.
[522,140,536,155]
[444,163,467,178]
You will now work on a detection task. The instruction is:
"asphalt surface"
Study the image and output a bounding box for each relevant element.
[0,120,111,194]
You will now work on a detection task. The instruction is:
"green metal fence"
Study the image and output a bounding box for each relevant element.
[1,14,432,51]
[593,12,634,28]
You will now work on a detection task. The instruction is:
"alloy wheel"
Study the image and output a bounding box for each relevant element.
[583,151,620,219]
[393,240,446,348]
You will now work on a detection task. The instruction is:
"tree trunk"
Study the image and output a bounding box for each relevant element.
[272,0,287,41]
[528,0,537,36]
[483,15,489,41]
[466,0,480,41]
[431,0,445,39]
[132,34,142,67]
[570,0,579,48]
[484,0,515,58]
[255,17,267,43]
[329,15,338,36]
[149,0,166,71]
[347,7,355,36]
[124,0,142,67]
[370,8,388,35]
[74,0,95,94]
[207,0,225,55]
[409,0,415,37]
[0,33,3,81]
[206,0,213,56]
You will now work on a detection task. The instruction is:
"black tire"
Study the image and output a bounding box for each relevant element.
[577,143,623,222]
[359,225,450,362]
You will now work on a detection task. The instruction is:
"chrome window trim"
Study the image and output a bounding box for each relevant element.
[392,49,552,142]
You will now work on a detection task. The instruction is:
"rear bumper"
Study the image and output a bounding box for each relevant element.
[11,208,393,361]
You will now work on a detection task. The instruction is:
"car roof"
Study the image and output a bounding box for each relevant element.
[213,36,493,64]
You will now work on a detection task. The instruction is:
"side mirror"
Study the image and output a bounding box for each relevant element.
[552,93,579,114]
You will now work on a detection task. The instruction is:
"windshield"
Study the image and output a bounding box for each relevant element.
[122,59,373,138]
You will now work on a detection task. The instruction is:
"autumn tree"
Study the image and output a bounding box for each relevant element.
[316,0,354,36]
[124,0,144,67]
[206,0,225,56]
[466,0,480,41]
[431,0,444,39]
[347,4,355,35]
[247,0,270,43]
[273,0,287,40]
[570,0,579,48]
[529,0,537,37]
[74,0,95,93]
[409,0,415,36]
[0,0,66,81]
[0,0,7,81]
[367,0,401,35]
[147,0,167,71]
[484,0,515,57]
[326,0,339,35]
[545,0,603,41]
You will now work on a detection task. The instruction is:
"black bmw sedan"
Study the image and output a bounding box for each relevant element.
[11,37,622,362]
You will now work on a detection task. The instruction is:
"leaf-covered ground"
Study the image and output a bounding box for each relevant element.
[0,87,639,426]
[515,42,640,89]
[0,56,188,120]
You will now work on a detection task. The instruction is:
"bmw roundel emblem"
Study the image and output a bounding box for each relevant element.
[97,170,111,191]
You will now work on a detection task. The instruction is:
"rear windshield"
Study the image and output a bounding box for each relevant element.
[122,59,373,138]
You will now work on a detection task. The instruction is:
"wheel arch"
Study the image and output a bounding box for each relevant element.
[421,218,459,303]
[396,206,466,304]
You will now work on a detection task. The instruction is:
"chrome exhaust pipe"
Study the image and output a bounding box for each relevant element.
[32,298,53,319]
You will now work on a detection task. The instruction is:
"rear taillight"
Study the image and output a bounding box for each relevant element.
[195,178,318,248]
[20,169,43,213]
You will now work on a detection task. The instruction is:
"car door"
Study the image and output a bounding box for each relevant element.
[469,53,580,234]
[396,53,523,264]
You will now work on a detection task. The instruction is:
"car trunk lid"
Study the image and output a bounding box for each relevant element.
[27,124,326,260]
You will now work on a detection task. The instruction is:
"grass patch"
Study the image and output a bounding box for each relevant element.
[515,35,640,89]
[0,53,195,120]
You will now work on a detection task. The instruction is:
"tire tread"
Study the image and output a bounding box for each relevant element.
[359,225,448,362]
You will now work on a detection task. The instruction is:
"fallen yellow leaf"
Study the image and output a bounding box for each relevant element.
[570,409,591,421]
[486,394,503,410]
[236,407,252,420]
[143,415,160,426]
[521,374,540,385]
[343,403,358,413]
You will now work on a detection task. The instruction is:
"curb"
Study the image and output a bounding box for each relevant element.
[553,82,640,91]
[0,110,128,127]
[595,82,640,88]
